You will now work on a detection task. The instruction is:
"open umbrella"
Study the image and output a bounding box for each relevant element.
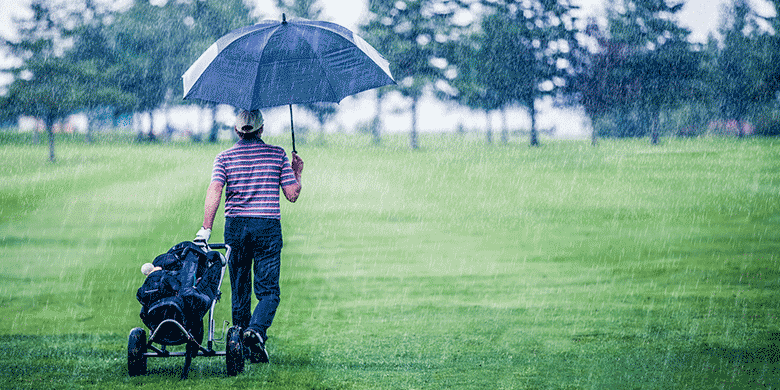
[182,14,395,153]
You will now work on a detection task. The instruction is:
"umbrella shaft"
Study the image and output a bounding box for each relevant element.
[289,105,296,154]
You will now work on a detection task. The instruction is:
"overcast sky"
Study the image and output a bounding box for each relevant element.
[0,0,776,43]
[250,0,777,43]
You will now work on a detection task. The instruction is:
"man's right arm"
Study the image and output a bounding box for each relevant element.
[282,153,303,203]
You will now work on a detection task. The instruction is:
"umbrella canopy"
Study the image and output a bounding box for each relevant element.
[182,15,395,111]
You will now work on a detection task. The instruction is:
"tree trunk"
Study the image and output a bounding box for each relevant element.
[318,118,327,145]
[33,120,40,144]
[590,117,598,146]
[485,110,493,144]
[135,112,145,142]
[372,92,383,146]
[650,110,660,145]
[410,96,419,150]
[530,100,539,147]
[208,104,219,143]
[501,107,509,144]
[45,114,55,163]
[736,112,745,138]
[149,110,158,142]
[85,114,94,144]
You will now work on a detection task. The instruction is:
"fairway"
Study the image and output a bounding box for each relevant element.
[1,133,778,389]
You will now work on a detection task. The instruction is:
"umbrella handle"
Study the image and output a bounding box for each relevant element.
[289,104,297,154]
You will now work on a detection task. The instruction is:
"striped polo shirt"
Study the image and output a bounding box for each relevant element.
[211,138,297,220]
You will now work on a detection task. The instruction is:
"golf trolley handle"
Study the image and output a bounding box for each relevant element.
[207,243,231,260]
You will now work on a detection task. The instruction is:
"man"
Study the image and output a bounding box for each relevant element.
[195,109,303,363]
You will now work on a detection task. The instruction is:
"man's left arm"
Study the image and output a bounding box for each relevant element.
[195,180,223,244]
[202,181,224,229]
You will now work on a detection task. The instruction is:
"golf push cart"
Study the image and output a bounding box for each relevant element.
[127,241,244,379]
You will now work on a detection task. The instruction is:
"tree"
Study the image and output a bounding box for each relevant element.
[712,0,780,137]
[109,1,192,141]
[440,27,504,144]
[362,0,461,149]
[3,0,257,150]
[758,0,780,102]
[571,19,613,144]
[65,0,136,141]
[106,0,255,141]
[475,0,584,147]
[579,0,704,144]
[5,59,85,162]
[3,0,122,161]
[186,0,256,142]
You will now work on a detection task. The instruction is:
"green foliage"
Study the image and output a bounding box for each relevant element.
[579,0,705,143]
[714,0,763,125]
[582,0,780,141]
[362,0,457,99]
[666,102,718,137]
[752,106,780,136]
[2,0,256,121]
[440,33,501,113]
[362,0,462,148]
[108,0,254,113]
[441,0,583,146]
[0,136,779,388]
[709,0,780,138]
[480,0,583,107]
[4,1,102,120]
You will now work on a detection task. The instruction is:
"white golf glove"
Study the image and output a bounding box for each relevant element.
[195,227,211,244]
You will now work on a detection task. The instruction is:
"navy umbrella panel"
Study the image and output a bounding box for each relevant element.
[182,17,395,112]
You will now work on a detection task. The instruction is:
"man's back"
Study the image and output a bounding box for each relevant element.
[212,138,296,219]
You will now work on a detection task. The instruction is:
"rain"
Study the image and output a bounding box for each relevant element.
[1,0,780,388]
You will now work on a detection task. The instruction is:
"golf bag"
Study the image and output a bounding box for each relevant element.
[136,241,223,344]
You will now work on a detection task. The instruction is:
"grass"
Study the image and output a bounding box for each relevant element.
[0,131,778,389]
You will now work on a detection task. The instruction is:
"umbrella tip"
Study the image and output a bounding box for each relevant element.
[282,13,287,24]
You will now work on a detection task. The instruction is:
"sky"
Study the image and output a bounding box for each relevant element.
[0,0,776,42]
[250,0,777,43]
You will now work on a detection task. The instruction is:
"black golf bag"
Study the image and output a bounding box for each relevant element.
[136,241,223,345]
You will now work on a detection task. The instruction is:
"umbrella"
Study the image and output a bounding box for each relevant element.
[182,14,395,153]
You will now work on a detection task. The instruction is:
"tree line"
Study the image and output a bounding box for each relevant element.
[2,0,779,161]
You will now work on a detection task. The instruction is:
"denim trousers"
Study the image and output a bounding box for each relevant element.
[224,217,282,341]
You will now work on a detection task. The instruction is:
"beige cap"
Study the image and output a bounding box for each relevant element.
[235,109,264,133]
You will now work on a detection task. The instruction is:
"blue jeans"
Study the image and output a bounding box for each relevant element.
[225,217,282,342]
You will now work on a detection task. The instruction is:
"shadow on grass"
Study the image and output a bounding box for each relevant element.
[697,332,780,387]
[564,330,780,389]
[703,332,780,365]
[1,330,779,389]
[0,333,337,390]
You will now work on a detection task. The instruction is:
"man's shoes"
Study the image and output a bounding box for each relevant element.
[243,329,269,363]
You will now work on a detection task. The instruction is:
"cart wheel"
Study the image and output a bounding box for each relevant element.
[128,327,147,376]
[226,326,244,376]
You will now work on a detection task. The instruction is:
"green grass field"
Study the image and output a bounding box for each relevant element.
[1,132,778,389]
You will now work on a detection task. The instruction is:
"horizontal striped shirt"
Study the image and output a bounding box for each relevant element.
[211,138,297,220]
